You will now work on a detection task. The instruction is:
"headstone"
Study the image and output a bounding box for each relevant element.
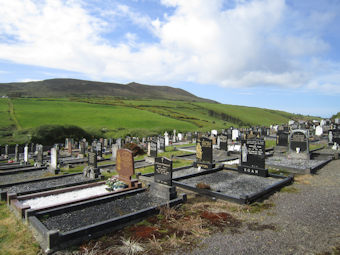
[111,144,118,160]
[96,142,103,158]
[276,131,289,147]
[154,157,173,186]
[83,152,100,179]
[35,145,44,167]
[116,138,122,149]
[219,135,228,151]
[178,133,183,141]
[49,147,60,174]
[159,137,165,152]
[331,129,340,145]
[288,130,310,159]
[315,126,323,136]
[103,139,108,148]
[148,141,158,158]
[24,145,29,164]
[232,129,240,141]
[173,130,176,143]
[194,137,215,169]
[88,152,97,168]
[14,144,19,162]
[79,141,86,157]
[67,141,72,155]
[4,144,8,159]
[238,138,268,177]
[116,149,137,188]
[164,132,169,146]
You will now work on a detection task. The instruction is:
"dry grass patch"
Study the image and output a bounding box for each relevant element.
[294,174,313,185]
[0,201,40,255]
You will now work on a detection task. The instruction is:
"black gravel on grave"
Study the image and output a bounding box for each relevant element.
[266,156,328,170]
[41,191,168,232]
[0,174,89,194]
[0,169,49,185]
[178,170,278,197]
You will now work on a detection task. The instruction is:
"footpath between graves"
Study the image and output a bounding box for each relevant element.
[170,159,340,255]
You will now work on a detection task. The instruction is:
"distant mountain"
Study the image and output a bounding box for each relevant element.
[0,78,216,103]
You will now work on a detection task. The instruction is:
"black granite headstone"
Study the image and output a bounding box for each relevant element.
[219,135,228,151]
[194,137,215,169]
[276,131,288,147]
[154,157,173,186]
[159,137,165,151]
[238,139,267,177]
[149,141,158,157]
[289,131,308,152]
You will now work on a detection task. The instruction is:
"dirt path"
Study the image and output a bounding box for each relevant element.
[174,160,340,255]
[8,98,22,130]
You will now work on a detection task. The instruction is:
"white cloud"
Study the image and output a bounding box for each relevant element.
[0,0,338,94]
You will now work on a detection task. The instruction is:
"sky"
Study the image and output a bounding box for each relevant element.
[0,0,339,118]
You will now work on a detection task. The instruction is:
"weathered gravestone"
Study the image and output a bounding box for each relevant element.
[96,142,103,158]
[83,152,100,179]
[4,144,8,159]
[35,145,44,167]
[193,137,215,169]
[78,141,86,158]
[24,145,29,165]
[111,144,118,160]
[116,149,139,188]
[49,147,60,174]
[288,130,310,159]
[164,132,169,146]
[67,141,72,155]
[148,141,158,158]
[14,144,19,162]
[159,137,165,152]
[332,130,340,145]
[238,139,268,177]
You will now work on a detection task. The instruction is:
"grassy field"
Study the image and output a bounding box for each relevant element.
[0,97,315,144]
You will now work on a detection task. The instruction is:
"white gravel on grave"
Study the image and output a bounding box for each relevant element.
[223,159,240,165]
[22,185,112,210]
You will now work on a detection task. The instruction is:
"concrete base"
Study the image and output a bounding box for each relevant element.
[149,182,177,200]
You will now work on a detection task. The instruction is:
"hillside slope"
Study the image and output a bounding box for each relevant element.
[0,78,215,103]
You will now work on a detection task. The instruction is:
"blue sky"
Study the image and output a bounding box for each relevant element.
[0,0,339,117]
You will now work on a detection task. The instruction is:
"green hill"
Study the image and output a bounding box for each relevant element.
[0,97,315,145]
[0,78,215,103]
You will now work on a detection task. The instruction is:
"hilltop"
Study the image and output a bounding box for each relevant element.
[0,78,216,103]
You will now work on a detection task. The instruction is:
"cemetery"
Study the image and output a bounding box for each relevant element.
[0,120,339,254]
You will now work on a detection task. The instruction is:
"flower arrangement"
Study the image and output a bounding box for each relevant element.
[106,177,128,191]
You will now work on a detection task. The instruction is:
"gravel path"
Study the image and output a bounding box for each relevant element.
[174,159,340,255]
[41,191,168,232]
[0,174,89,194]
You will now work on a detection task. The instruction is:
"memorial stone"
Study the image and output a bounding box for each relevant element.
[148,141,158,158]
[238,139,268,176]
[36,145,44,166]
[96,142,103,158]
[288,130,310,159]
[194,137,215,169]
[116,149,137,187]
[14,144,19,162]
[5,144,8,159]
[159,137,165,152]
[154,157,173,186]
[24,145,29,164]
[111,144,118,160]
[219,135,228,151]
[276,131,289,147]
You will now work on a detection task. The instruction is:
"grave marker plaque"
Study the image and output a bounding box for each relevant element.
[238,139,267,177]
[154,157,173,186]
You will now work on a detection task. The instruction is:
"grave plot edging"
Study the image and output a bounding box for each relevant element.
[28,192,186,253]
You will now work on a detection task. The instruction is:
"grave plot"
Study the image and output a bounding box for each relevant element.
[0,173,98,201]
[0,166,49,185]
[265,156,332,174]
[266,130,333,174]
[28,187,185,253]
[173,167,292,204]
[0,163,32,171]
[10,180,141,219]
